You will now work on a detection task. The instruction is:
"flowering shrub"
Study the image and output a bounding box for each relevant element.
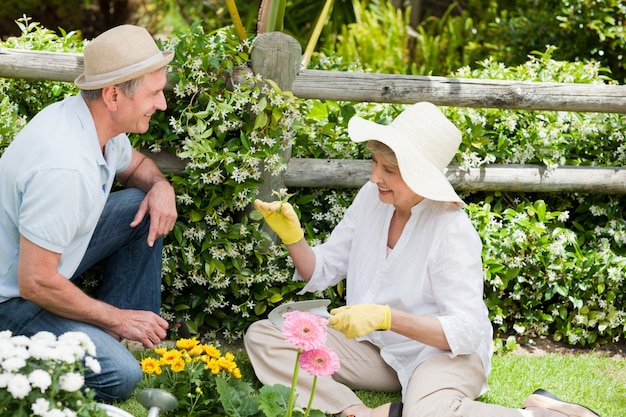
[0,330,106,417]
[132,22,311,342]
[2,18,626,348]
[139,338,242,416]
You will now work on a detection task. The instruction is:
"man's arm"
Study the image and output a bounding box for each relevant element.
[17,236,168,348]
[116,149,177,247]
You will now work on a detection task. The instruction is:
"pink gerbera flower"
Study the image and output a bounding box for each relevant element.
[282,311,328,350]
[299,346,340,377]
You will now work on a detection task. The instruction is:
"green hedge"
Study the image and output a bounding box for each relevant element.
[1,19,625,347]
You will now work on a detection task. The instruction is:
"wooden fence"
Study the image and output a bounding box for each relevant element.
[2,32,626,195]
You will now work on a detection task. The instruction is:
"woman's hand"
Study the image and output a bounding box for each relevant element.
[328,303,392,338]
[254,199,304,245]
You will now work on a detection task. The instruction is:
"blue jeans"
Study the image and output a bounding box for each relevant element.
[0,188,163,402]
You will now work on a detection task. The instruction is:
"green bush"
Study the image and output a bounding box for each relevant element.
[2,18,625,348]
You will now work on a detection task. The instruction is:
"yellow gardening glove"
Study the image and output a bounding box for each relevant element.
[254,199,304,245]
[328,304,392,339]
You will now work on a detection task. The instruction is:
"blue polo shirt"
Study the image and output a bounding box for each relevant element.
[0,94,132,303]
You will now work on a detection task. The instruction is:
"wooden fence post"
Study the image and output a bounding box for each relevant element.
[250,31,302,202]
[249,32,302,243]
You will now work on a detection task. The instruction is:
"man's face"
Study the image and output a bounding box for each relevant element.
[114,68,168,134]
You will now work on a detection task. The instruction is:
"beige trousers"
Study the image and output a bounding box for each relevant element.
[244,319,537,417]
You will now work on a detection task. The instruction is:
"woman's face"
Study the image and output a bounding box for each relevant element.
[369,152,423,209]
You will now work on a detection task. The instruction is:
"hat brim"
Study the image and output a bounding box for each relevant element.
[74,50,174,90]
[348,115,463,205]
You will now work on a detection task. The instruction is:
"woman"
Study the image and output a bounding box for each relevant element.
[244,102,599,417]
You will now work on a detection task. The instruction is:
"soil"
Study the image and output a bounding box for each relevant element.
[510,336,626,358]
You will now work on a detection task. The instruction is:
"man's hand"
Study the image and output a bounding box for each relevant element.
[328,304,392,339]
[130,180,177,247]
[254,199,304,245]
[110,310,169,349]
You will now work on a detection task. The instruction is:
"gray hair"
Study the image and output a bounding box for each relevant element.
[81,76,144,101]
[366,140,398,166]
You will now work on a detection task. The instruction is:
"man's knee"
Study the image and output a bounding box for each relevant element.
[90,349,143,402]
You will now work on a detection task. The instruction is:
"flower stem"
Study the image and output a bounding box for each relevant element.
[287,348,302,417]
[303,375,317,417]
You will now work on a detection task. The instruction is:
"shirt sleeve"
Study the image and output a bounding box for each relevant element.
[296,184,371,293]
[430,214,490,355]
[19,169,101,254]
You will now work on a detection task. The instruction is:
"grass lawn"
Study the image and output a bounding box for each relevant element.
[116,348,625,417]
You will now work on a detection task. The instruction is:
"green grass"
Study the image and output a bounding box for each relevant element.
[479,353,626,417]
[115,351,625,417]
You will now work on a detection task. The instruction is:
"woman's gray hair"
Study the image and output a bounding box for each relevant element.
[366,140,398,166]
[80,76,144,101]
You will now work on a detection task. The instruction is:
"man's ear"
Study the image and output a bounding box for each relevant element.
[101,86,119,109]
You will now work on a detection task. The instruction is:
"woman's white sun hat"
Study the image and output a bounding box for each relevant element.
[348,102,463,205]
[75,24,174,90]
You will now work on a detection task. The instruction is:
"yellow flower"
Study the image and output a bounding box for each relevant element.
[203,344,221,359]
[232,367,242,379]
[176,338,200,351]
[205,358,220,374]
[154,347,168,356]
[140,357,162,375]
[218,356,237,372]
[160,349,182,366]
[189,345,204,357]
[170,357,186,373]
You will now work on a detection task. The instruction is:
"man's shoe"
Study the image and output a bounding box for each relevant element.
[523,389,600,417]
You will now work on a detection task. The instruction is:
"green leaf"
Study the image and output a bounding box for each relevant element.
[254,111,269,130]
[216,377,259,417]
[257,384,292,417]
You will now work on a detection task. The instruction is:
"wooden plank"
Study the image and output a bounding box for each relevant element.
[285,159,626,193]
[0,48,83,82]
[3,49,626,114]
[291,69,626,114]
[143,152,626,194]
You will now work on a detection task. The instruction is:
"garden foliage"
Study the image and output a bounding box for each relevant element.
[1,14,625,349]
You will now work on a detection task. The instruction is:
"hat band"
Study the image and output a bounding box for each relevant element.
[83,52,166,85]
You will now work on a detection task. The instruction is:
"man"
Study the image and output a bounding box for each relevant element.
[0,24,177,401]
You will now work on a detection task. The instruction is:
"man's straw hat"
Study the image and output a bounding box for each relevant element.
[75,25,174,90]
[348,102,464,205]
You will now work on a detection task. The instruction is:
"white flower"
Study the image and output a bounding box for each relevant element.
[7,373,31,399]
[59,372,84,392]
[44,409,67,417]
[3,356,27,372]
[58,331,97,357]
[85,356,101,374]
[29,369,52,391]
[31,398,51,416]
[30,331,57,345]
[0,372,11,388]
[61,407,77,417]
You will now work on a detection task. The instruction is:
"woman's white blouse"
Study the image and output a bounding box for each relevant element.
[296,181,493,396]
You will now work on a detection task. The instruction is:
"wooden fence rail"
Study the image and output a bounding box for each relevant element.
[3,39,626,194]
